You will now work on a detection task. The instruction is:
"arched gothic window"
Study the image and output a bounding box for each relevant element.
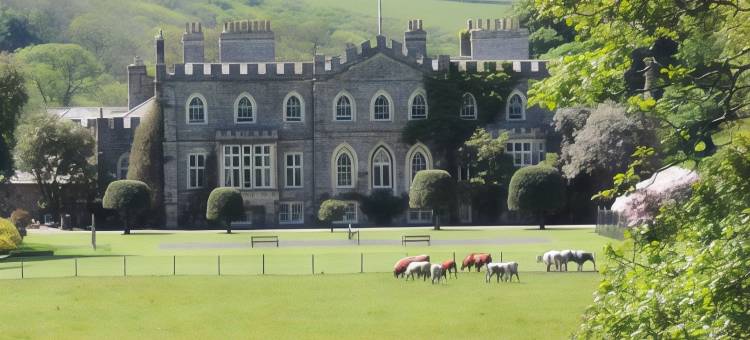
[336,96,352,121]
[460,93,477,120]
[117,153,129,180]
[336,152,353,187]
[373,95,390,121]
[410,93,427,120]
[507,92,526,120]
[236,96,254,123]
[187,96,206,124]
[372,147,392,188]
[285,94,303,122]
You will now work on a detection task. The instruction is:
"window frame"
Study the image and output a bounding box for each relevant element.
[333,91,356,122]
[506,140,536,167]
[234,93,257,124]
[186,93,208,125]
[371,146,393,190]
[370,90,394,122]
[332,144,358,189]
[408,89,428,120]
[506,89,527,121]
[283,91,305,123]
[334,201,359,224]
[460,93,478,120]
[279,202,304,224]
[221,144,276,189]
[284,152,303,188]
[117,153,129,180]
[187,153,206,189]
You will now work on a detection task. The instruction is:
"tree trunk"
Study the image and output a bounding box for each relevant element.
[226,219,232,234]
[539,214,546,230]
[123,213,130,235]
[433,209,440,231]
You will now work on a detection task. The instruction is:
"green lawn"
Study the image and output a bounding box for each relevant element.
[0,227,614,339]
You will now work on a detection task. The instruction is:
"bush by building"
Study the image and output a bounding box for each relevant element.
[205,187,244,234]
[359,190,407,226]
[318,199,348,228]
[102,180,152,234]
[507,165,566,229]
[409,169,454,230]
[0,217,22,251]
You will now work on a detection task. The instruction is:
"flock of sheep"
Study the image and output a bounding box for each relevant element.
[392,250,596,285]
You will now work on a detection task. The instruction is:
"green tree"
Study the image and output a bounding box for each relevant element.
[0,6,41,52]
[359,190,406,226]
[102,180,151,235]
[318,199,348,230]
[507,165,565,230]
[206,187,244,234]
[127,101,163,223]
[513,0,576,57]
[0,53,27,182]
[14,112,95,220]
[16,43,102,106]
[460,127,515,186]
[409,170,454,230]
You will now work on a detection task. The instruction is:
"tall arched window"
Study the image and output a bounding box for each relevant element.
[409,91,427,120]
[336,153,353,187]
[284,93,304,122]
[336,96,353,121]
[371,92,392,121]
[411,152,426,180]
[506,91,526,120]
[372,147,392,188]
[187,95,206,124]
[236,97,254,123]
[460,93,477,120]
[117,153,129,179]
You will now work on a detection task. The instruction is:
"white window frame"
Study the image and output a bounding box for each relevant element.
[408,89,428,120]
[335,201,359,224]
[506,89,526,121]
[506,140,536,167]
[371,146,393,189]
[234,93,257,124]
[284,152,303,188]
[331,144,358,189]
[460,93,478,120]
[221,144,276,189]
[370,90,393,121]
[117,153,129,180]
[186,93,208,125]
[408,209,433,224]
[333,91,356,122]
[405,143,433,189]
[283,91,305,123]
[279,202,304,224]
[187,153,206,189]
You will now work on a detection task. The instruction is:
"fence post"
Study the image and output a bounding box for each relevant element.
[20,258,23,279]
[173,256,176,276]
[123,256,127,277]
[218,256,221,276]
[452,252,456,263]
[357,231,360,245]
[262,254,265,275]
[360,253,363,273]
[311,254,315,275]
[75,258,78,277]
[500,251,503,262]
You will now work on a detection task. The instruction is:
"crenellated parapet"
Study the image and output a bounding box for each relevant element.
[164,62,313,81]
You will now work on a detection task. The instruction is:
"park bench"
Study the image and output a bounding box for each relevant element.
[347,224,359,240]
[401,235,430,246]
[251,235,279,248]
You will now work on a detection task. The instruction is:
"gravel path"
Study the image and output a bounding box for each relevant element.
[159,237,550,250]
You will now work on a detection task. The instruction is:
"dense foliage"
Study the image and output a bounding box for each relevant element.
[127,101,164,223]
[507,165,565,229]
[9,208,31,229]
[0,217,22,249]
[514,0,576,58]
[358,190,406,226]
[0,53,26,182]
[318,199,348,225]
[409,170,454,230]
[578,135,750,338]
[102,180,151,234]
[205,187,244,233]
[14,112,96,218]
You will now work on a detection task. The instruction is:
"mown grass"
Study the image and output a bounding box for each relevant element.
[0,273,597,340]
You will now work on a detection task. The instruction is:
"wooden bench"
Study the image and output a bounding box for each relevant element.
[251,236,279,248]
[401,235,430,246]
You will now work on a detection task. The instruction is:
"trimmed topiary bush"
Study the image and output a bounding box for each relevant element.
[127,101,164,224]
[318,199,348,231]
[409,169,454,230]
[103,180,152,234]
[206,188,244,234]
[0,217,21,250]
[507,165,566,230]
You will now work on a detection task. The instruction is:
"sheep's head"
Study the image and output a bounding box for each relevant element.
[536,255,543,263]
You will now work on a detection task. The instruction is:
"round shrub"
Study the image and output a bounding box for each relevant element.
[0,217,22,246]
[103,180,152,234]
[206,187,244,233]
[360,189,407,226]
[507,165,566,229]
[0,236,16,253]
[318,199,348,225]
[409,169,454,230]
[10,209,32,229]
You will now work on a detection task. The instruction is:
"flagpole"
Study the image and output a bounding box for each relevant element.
[378,0,382,36]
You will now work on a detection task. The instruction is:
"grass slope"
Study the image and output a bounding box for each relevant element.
[0,273,596,339]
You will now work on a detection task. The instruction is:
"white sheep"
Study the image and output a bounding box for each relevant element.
[430,264,446,284]
[405,261,431,281]
[537,250,563,272]
[562,250,596,271]
[485,262,504,283]
[499,261,519,282]
[486,262,520,283]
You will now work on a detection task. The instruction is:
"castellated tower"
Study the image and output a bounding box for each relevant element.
[404,19,427,58]
[461,17,529,60]
[219,20,275,63]
[182,22,204,63]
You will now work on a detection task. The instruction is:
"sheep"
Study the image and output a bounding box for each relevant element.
[431,264,447,284]
[393,254,430,278]
[472,253,492,272]
[461,253,478,271]
[485,262,520,283]
[537,250,563,272]
[441,259,458,279]
[564,250,596,271]
[485,263,504,283]
[500,261,520,282]
[405,261,431,281]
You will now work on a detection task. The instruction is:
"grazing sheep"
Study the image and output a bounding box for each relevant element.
[461,253,478,271]
[564,250,596,271]
[393,254,430,278]
[405,261,432,281]
[500,261,520,282]
[431,264,446,284]
[441,259,458,279]
[485,263,504,283]
[538,250,563,272]
[472,253,492,272]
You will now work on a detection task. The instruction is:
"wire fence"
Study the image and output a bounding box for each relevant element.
[595,207,627,240]
[0,250,555,280]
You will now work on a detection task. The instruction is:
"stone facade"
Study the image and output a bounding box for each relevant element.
[127,18,552,228]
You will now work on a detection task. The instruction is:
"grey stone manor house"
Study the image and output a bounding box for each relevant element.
[122,18,551,228]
